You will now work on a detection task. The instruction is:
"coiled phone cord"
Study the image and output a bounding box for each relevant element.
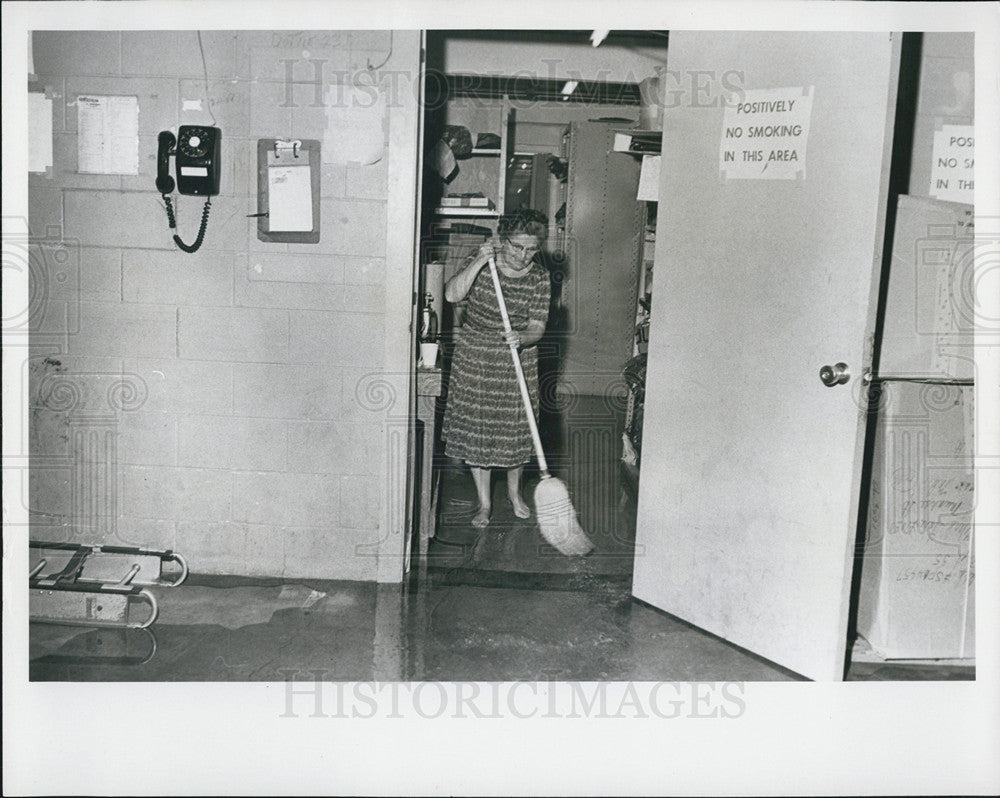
[161,194,212,254]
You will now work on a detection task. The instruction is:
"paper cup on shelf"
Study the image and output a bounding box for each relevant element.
[419,342,439,367]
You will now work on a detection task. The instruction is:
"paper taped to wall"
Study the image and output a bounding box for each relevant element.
[929,124,974,204]
[29,92,53,173]
[323,82,386,165]
[77,94,139,175]
[719,86,814,180]
[268,164,314,232]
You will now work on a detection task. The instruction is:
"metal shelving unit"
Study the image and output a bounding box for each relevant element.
[432,97,516,221]
[433,206,499,218]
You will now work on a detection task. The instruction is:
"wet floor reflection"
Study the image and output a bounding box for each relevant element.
[29,573,973,682]
[29,574,801,682]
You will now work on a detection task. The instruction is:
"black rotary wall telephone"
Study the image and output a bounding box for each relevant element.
[156,126,221,253]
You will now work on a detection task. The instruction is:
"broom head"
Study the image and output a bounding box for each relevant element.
[533,476,594,557]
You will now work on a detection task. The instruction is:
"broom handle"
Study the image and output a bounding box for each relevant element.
[487,256,550,477]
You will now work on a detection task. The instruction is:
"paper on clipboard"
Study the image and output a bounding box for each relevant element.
[268,164,313,232]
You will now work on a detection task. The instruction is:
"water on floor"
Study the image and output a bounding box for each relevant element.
[28,572,974,682]
[28,396,974,682]
[29,573,798,681]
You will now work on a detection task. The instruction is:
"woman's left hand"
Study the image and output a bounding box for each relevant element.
[502,329,522,348]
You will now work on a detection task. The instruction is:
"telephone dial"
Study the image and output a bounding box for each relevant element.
[156,126,221,253]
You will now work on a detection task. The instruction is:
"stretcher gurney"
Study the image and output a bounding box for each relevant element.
[32,626,158,667]
[29,542,188,629]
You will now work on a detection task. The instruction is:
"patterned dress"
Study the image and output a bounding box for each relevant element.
[443,260,551,468]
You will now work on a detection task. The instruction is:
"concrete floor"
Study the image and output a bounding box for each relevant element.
[29,396,974,682]
[28,571,973,682]
[27,572,793,681]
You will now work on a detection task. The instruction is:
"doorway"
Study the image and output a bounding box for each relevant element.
[407,29,975,683]
[413,31,664,585]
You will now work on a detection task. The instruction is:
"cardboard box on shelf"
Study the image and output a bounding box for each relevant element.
[439,195,494,209]
[879,195,974,381]
[857,381,975,659]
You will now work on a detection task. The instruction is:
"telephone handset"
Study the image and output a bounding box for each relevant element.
[156,126,221,253]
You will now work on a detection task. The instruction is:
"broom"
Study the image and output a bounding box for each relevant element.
[487,256,594,557]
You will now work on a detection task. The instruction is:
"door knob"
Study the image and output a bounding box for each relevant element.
[819,362,850,387]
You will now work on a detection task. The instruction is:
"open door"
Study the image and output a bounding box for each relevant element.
[402,31,429,577]
[632,32,900,680]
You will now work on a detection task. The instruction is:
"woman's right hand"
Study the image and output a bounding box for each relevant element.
[475,240,497,267]
[446,239,497,303]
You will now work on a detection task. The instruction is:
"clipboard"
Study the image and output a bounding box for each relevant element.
[256,138,321,243]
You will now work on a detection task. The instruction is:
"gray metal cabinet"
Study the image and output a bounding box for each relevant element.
[554,121,644,398]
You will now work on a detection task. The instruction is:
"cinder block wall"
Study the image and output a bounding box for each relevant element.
[28,30,418,581]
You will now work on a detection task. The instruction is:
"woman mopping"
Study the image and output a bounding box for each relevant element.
[442,209,551,528]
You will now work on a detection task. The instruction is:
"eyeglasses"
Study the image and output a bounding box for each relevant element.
[504,238,541,257]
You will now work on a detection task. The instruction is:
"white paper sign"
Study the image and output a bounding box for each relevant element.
[322,82,386,165]
[719,86,814,180]
[77,95,139,175]
[929,125,974,204]
[637,155,661,201]
[29,93,53,173]
[268,165,314,232]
